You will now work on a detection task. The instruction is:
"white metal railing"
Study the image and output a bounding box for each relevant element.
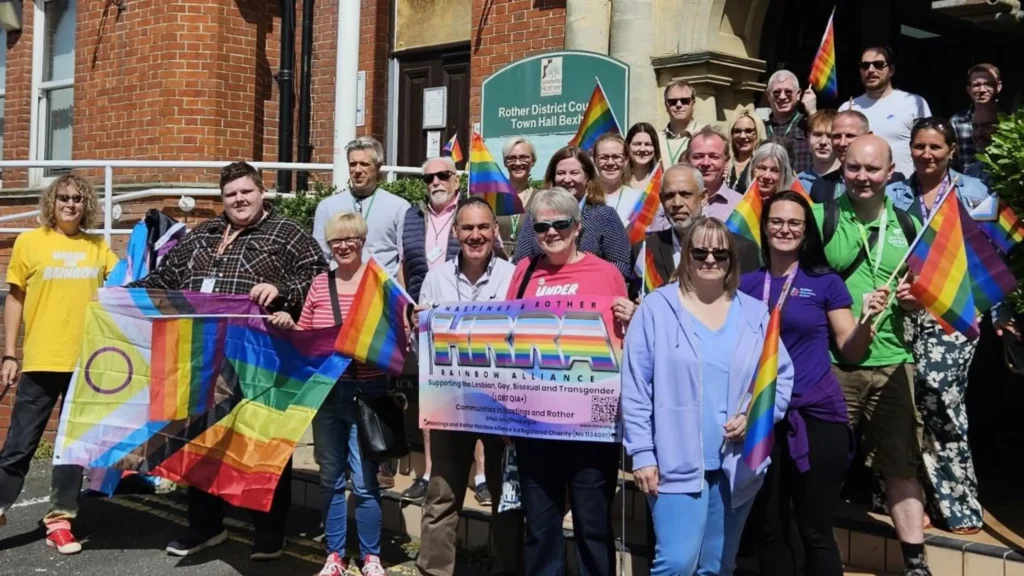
[0,160,432,243]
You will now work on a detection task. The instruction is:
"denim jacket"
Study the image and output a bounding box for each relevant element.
[885,170,990,217]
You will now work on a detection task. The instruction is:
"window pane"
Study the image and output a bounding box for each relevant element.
[0,28,7,89]
[44,0,75,83]
[45,87,72,171]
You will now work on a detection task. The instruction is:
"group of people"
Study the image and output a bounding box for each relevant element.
[0,44,1015,576]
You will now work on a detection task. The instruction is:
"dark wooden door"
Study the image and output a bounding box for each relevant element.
[396,48,471,169]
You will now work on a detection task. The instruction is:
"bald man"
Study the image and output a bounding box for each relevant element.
[812,135,933,575]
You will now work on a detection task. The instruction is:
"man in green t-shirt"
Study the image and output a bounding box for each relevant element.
[812,135,933,576]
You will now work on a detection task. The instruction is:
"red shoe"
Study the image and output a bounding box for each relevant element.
[46,528,82,555]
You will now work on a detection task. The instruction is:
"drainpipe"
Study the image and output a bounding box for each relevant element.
[296,0,315,192]
[609,0,657,129]
[333,0,360,188]
[565,0,610,54]
[277,0,296,194]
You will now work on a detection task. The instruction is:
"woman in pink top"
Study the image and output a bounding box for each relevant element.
[269,212,386,576]
[505,188,637,576]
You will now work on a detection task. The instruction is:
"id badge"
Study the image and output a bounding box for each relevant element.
[427,245,445,263]
[200,278,216,293]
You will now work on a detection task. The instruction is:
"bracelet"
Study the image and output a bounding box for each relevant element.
[1,356,20,369]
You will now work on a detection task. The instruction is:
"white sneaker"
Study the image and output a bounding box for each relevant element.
[361,554,387,576]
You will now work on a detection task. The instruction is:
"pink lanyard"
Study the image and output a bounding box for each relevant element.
[762,267,799,312]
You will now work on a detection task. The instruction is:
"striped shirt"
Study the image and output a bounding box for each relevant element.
[298,272,385,381]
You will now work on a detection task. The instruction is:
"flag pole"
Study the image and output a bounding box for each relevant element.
[595,76,624,136]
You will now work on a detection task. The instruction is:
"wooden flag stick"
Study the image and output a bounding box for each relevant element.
[866,270,911,329]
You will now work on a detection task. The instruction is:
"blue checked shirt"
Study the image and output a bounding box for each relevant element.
[951,107,975,173]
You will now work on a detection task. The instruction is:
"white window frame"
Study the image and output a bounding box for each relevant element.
[29,0,75,187]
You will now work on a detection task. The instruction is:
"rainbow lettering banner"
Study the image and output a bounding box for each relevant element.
[626,165,665,245]
[53,289,349,512]
[725,182,763,247]
[971,194,1024,254]
[443,133,464,164]
[418,296,623,442]
[907,191,980,338]
[469,132,525,216]
[742,308,781,469]
[808,8,838,99]
[568,80,621,152]
[335,255,415,375]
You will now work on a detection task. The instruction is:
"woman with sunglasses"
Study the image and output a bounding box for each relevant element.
[738,191,887,576]
[592,134,644,227]
[513,146,632,281]
[625,122,662,190]
[506,187,636,576]
[726,111,766,192]
[884,117,1010,535]
[0,175,119,554]
[498,137,538,254]
[750,143,798,200]
[622,216,794,576]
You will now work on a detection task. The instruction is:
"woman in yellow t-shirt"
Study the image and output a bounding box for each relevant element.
[0,174,118,554]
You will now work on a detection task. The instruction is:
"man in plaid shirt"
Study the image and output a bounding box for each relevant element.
[763,70,817,175]
[130,161,327,560]
[951,63,1002,173]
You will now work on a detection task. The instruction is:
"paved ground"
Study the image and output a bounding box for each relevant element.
[0,466,490,576]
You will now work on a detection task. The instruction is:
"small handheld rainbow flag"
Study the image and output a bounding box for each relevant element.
[960,199,1017,314]
[626,165,665,245]
[469,132,524,216]
[789,179,813,205]
[808,8,838,99]
[443,133,464,164]
[971,194,1024,254]
[643,245,665,295]
[568,80,621,151]
[907,190,980,338]
[742,307,782,469]
[334,256,415,375]
[725,182,763,248]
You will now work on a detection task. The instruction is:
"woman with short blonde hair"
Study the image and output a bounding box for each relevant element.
[499,136,539,253]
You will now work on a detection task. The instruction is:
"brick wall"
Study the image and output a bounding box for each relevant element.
[469,0,565,123]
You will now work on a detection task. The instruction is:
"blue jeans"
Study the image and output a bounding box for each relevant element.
[313,379,385,556]
[648,470,754,576]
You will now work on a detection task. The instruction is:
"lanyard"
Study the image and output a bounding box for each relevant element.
[855,211,888,281]
[767,112,801,141]
[919,173,952,220]
[354,192,378,220]
[761,267,799,311]
[429,209,456,242]
[217,224,245,256]
[510,215,520,239]
[666,138,687,165]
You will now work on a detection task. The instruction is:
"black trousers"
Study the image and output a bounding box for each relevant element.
[0,372,82,522]
[749,415,850,576]
[187,458,293,538]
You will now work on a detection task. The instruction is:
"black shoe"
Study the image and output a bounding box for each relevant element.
[903,558,932,576]
[401,478,429,502]
[250,532,284,561]
[166,529,227,557]
[474,482,492,507]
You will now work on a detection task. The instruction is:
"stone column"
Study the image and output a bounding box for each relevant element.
[565,0,610,54]
[609,0,657,129]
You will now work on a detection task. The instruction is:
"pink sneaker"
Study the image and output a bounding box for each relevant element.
[361,554,387,576]
[46,528,82,555]
[319,552,349,576]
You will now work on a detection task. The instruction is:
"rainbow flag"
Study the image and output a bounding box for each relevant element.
[789,178,813,205]
[443,133,464,164]
[643,245,666,295]
[907,191,980,338]
[959,199,1017,313]
[626,165,665,245]
[53,289,349,512]
[725,182,763,248]
[335,256,415,375]
[568,80,621,151]
[742,308,782,469]
[469,132,525,217]
[808,9,838,99]
[971,195,1024,254]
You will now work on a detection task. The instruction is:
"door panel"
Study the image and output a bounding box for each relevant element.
[396,48,471,169]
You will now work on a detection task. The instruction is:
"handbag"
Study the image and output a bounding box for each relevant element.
[328,269,409,462]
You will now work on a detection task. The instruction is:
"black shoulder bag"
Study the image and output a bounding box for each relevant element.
[328,269,409,462]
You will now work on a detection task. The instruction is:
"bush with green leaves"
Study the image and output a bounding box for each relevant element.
[979,109,1024,311]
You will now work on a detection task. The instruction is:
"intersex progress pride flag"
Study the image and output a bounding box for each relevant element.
[417,296,623,442]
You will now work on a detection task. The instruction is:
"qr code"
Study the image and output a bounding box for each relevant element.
[590,396,619,424]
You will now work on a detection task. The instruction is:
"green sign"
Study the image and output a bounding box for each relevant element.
[481,51,630,139]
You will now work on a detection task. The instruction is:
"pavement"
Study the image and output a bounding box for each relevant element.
[0,465,491,576]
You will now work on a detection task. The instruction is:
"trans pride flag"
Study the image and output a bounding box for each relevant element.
[54,289,349,511]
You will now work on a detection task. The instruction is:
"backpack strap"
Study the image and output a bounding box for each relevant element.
[837,229,879,280]
[894,207,917,245]
[823,199,839,246]
[326,269,343,326]
[515,256,543,300]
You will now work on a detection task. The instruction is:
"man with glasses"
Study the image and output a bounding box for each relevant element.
[398,156,462,504]
[951,64,1002,173]
[762,70,817,174]
[840,47,931,178]
[658,81,705,168]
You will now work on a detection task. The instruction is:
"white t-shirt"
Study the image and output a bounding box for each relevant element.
[840,89,931,178]
[604,186,645,227]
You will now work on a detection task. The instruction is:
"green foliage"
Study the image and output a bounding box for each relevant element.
[271,180,334,231]
[979,109,1024,312]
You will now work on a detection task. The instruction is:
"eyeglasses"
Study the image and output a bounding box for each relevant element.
[532,218,575,234]
[505,155,532,165]
[328,237,363,247]
[771,89,795,98]
[595,154,626,164]
[56,194,84,204]
[732,127,757,136]
[690,248,731,262]
[421,171,454,184]
[859,60,889,71]
[767,218,806,230]
[666,97,694,107]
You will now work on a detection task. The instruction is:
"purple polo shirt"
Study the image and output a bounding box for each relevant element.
[740,267,853,472]
[702,184,743,222]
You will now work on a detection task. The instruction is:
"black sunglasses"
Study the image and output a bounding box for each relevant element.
[666,97,694,107]
[421,171,454,184]
[533,218,575,234]
[690,248,731,262]
[859,60,889,71]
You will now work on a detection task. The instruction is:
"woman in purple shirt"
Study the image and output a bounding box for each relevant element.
[739,191,888,576]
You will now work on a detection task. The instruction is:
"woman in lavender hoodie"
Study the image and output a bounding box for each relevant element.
[622,216,795,576]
